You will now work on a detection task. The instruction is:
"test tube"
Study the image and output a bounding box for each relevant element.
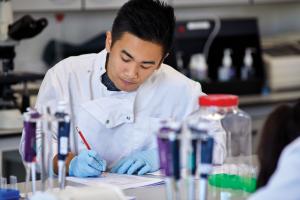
[0,177,7,189]
[9,175,17,190]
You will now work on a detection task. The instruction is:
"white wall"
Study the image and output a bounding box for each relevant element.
[12,2,300,73]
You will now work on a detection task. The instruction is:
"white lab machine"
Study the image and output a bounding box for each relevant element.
[263,34,300,91]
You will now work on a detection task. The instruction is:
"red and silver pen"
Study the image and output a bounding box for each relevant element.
[75,126,91,150]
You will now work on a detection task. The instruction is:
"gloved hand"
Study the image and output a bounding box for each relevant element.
[69,150,106,177]
[111,148,159,175]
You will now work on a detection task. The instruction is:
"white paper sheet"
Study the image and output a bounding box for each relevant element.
[67,173,164,190]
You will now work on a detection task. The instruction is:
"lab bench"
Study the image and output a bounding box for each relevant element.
[14,175,253,200]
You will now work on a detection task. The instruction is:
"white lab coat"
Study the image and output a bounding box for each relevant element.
[249,137,300,200]
[19,49,225,169]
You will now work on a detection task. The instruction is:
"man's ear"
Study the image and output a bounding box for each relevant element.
[157,53,169,69]
[164,53,169,61]
[105,31,112,53]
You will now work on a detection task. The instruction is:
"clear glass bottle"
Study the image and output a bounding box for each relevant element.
[187,94,256,194]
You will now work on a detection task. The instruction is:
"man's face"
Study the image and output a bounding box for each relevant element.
[105,31,164,92]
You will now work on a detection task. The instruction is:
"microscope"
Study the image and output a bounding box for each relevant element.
[0,0,47,129]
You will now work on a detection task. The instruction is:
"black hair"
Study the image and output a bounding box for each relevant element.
[111,0,175,56]
[256,100,300,188]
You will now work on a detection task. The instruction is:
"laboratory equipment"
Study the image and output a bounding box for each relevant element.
[186,120,205,200]
[0,177,6,189]
[23,108,41,196]
[0,12,47,130]
[263,35,300,91]
[197,95,256,193]
[199,136,214,200]
[157,120,182,200]
[55,101,71,189]
[0,176,19,200]
[186,101,216,200]
[169,18,265,95]
[218,49,235,82]
[189,53,208,81]
[241,48,255,80]
[0,0,13,41]
[41,106,55,190]
[8,15,47,41]
[8,176,17,190]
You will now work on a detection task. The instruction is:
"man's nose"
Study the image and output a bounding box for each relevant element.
[125,63,138,79]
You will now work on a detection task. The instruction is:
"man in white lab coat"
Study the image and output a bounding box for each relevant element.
[20,0,225,177]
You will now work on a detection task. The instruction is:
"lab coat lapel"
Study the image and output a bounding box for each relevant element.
[80,94,135,128]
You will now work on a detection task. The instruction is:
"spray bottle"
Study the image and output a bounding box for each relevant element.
[218,49,235,82]
[241,48,255,80]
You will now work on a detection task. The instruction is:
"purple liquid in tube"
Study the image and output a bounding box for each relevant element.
[23,111,40,163]
[157,127,173,177]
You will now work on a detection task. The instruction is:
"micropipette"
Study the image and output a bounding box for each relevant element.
[55,102,71,189]
[199,136,214,200]
[168,121,181,200]
[187,120,207,200]
[23,109,40,196]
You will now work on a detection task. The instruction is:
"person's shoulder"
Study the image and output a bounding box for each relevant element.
[157,63,201,90]
[52,53,98,72]
[282,137,300,156]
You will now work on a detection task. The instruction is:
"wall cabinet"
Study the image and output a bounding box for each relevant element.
[11,0,82,12]
[84,0,169,10]
[170,0,249,7]
[84,0,127,10]
[253,0,299,3]
[11,0,300,12]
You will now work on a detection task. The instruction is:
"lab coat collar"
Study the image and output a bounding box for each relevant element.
[83,49,137,128]
[92,49,107,78]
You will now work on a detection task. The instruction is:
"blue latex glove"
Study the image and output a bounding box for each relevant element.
[111,148,159,175]
[69,150,106,177]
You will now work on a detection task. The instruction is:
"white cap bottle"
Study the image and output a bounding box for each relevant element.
[241,48,255,80]
[218,49,235,82]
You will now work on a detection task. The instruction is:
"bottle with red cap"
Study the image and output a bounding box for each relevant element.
[186,94,256,196]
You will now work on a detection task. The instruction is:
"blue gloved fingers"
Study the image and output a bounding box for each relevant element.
[127,160,145,175]
[117,159,136,174]
[86,154,105,172]
[137,164,151,176]
[88,151,106,169]
[76,165,101,177]
[86,164,102,176]
[69,156,101,177]
[111,158,127,173]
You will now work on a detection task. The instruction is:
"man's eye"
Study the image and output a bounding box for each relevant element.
[140,65,151,69]
[121,57,131,62]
